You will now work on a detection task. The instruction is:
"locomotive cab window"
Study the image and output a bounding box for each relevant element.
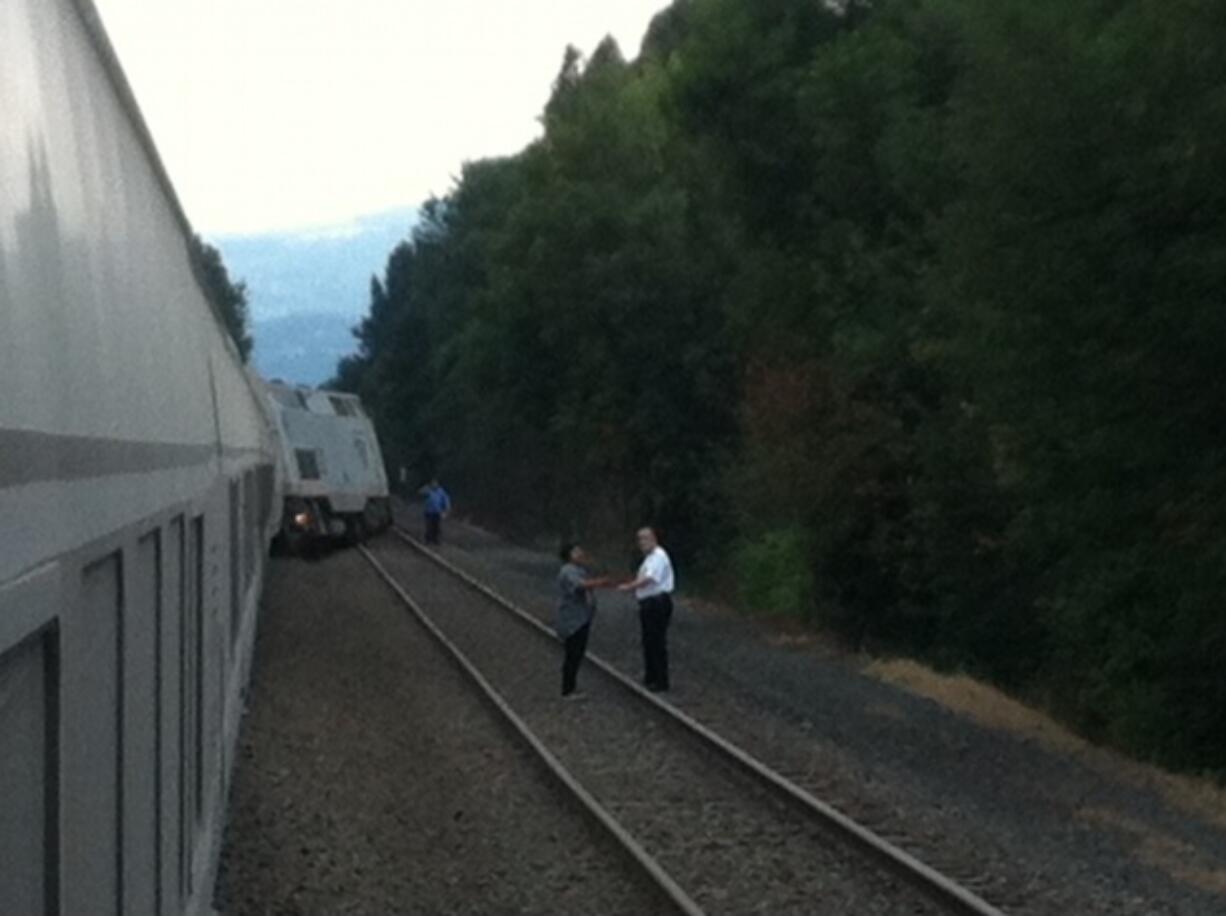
[329,396,356,417]
[295,449,321,480]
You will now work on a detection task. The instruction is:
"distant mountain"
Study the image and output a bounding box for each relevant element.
[211,206,416,385]
[252,312,360,388]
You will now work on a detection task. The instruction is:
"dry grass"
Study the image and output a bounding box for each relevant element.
[865,658,1226,836]
[865,659,1088,756]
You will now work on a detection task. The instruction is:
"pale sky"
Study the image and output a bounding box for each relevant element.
[93,0,667,235]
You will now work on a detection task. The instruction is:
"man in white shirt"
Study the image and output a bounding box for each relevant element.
[618,527,676,692]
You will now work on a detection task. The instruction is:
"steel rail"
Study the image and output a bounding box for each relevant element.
[390,526,1010,916]
[357,545,707,916]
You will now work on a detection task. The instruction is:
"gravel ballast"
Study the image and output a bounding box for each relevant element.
[368,538,944,916]
[215,548,673,916]
[404,508,1226,916]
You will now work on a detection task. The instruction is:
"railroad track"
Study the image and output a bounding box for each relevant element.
[360,531,1009,916]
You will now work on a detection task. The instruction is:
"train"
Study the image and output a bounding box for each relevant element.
[0,2,387,913]
[262,380,392,551]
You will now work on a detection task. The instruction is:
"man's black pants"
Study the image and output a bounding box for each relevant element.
[638,594,673,690]
[424,512,441,545]
[562,623,591,695]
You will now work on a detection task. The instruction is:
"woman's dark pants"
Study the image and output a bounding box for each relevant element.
[562,623,591,695]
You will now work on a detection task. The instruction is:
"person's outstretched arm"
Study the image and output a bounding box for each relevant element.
[579,575,616,589]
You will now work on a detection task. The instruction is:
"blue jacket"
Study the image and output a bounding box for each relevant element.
[424,485,450,515]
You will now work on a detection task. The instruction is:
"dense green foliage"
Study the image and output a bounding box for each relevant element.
[191,235,253,361]
[336,0,1226,773]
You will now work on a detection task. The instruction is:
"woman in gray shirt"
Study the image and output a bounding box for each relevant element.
[557,543,612,698]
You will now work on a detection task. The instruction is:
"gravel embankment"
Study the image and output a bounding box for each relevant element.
[401,509,1226,916]
[368,538,943,916]
[214,548,673,916]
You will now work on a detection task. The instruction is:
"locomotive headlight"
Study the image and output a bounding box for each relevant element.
[293,511,312,529]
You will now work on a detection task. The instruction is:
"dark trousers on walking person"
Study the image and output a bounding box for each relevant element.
[638,594,673,690]
[562,623,591,696]
[424,512,441,545]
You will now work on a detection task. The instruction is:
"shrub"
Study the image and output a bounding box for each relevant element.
[734,527,816,619]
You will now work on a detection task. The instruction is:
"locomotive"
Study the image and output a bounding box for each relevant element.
[262,379,392,551]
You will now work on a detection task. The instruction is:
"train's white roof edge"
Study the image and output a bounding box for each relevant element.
[68,0,245,366]
[265,380,362,396]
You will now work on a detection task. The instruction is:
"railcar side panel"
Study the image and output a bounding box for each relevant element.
[0,3,279,914]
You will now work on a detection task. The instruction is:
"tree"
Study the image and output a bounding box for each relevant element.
[334,0,1226,771]
[190,235,253,361]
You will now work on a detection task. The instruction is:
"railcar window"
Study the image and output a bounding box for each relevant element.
[295,449,321,480]
[189,516,205,863]
[256,464,276,529]
[229,481,241,649]
[0,633,54,915]
[68,553,123,916]
[243,470,258,593]
[126,531,162,915]
[166,517,186,904]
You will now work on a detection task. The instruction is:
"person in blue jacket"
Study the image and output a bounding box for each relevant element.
[420,478,451,545]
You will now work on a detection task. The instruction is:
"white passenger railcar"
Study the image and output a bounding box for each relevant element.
[262,380,392,548]
[1,2,278,914]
